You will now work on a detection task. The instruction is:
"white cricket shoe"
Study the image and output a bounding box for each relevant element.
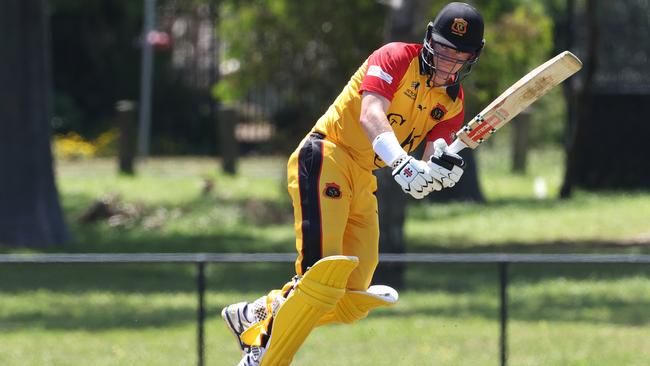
[221,302,255,354]
[237,345,266,366]
[222,295,278,354]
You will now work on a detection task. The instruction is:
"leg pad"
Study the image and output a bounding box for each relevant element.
[316,284,399,326]
[259,255,359,366]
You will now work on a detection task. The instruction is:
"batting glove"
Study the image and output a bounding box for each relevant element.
[428,138,465,188]
[392,156,442,199]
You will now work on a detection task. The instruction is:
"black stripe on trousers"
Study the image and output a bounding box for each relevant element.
[298,134,324,274]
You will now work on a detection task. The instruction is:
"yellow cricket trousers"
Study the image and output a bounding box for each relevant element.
[286,132,379,290]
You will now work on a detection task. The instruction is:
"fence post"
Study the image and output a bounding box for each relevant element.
[217,105,239,175]
[499,262,509,366]
[197,262,206,366]
[116,100,137,175]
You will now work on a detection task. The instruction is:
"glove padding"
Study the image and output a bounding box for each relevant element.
[392,156,442,199]
[428,138,465,188]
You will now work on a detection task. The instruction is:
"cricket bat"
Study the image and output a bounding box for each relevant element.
[447,51,583,154]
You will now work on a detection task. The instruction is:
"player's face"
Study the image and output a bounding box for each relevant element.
[431,43,474,86]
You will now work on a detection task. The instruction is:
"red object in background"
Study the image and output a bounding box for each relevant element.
[147,31,171,51]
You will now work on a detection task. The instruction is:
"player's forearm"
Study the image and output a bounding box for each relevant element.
[360,92,407,167]
[359,93,392,142]
[360,111,393,142]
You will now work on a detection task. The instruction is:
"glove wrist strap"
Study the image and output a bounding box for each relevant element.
[372,132,407,167]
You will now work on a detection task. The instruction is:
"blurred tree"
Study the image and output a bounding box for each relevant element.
[0,0,69,247]
[49,0,143,136]
[478,2,553,173]
[561,0,650,193]
[50,0,218,155]
[216,0,386,152]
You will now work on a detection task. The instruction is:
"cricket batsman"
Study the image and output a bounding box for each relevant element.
[222,2,485,364]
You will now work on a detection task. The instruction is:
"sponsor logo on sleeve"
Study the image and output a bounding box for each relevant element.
[323,182,342,199]
[367,65,394,84]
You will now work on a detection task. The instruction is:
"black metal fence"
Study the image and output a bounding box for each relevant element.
[2,253,650,366]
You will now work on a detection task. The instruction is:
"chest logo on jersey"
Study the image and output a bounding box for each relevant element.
[323,182,342,199]
[403,81,420,100]
[387,113,406,126]
[430,103,448,120]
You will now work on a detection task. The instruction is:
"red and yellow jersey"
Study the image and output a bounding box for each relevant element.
[312,42,465,170]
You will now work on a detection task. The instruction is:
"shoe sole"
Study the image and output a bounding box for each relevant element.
[221,305,247,356]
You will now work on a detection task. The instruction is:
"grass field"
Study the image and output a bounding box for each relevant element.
[1,148,650,365]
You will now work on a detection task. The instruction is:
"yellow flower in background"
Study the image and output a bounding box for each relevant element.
[53,129,118,160]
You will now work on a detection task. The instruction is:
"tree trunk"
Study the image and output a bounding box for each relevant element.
[511,111,530,174]
[560,0,598,198]
[0,0,69,247]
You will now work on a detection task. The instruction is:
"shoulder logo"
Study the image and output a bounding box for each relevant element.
[430,103,448,120]
[403,80,420,100]
[451,18,468,36]
[323,182,342,199]
[367,65,394,84]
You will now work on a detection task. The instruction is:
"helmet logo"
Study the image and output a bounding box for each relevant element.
[451,18,468,36]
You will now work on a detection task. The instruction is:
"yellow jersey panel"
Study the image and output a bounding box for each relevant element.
[313,42,465,171]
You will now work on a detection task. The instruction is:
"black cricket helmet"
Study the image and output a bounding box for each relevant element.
[422,2,485,86]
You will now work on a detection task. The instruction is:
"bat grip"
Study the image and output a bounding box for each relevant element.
[447,139,467,154]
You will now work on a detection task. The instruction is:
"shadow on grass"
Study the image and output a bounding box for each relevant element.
[0,263,295,294]
[408,239,650,255]
[0,304,197,331]
[385,262,650,326]
[406,262,650,291]
[1,262,649,330]
[371,294,650,327]
[0,262,294,331]
[2,191,648,330]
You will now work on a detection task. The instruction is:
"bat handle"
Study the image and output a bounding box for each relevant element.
[447,139,467,154]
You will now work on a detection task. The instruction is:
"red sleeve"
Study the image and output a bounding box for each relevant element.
[359,43,421,101]
[426,88,465,144]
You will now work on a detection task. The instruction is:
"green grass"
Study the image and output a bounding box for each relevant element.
[35,149,650,254]
[406,191,650,251]
[2,151,650,365]
[1,263,649,365]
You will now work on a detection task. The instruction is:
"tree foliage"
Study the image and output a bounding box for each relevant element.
[49,0,561,153]
[452,1,557,147]
[217,0,386,149]
[217,0,558,149]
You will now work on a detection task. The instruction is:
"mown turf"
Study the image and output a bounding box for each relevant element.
[1,152,649,365]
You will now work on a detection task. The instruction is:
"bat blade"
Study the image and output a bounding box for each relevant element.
[448,51,582,154]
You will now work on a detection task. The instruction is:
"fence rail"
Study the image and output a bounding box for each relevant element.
[2,252,649,366]
[3,252,650,264]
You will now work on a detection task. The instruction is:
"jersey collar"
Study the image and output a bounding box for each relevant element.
[446,83,460,101]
